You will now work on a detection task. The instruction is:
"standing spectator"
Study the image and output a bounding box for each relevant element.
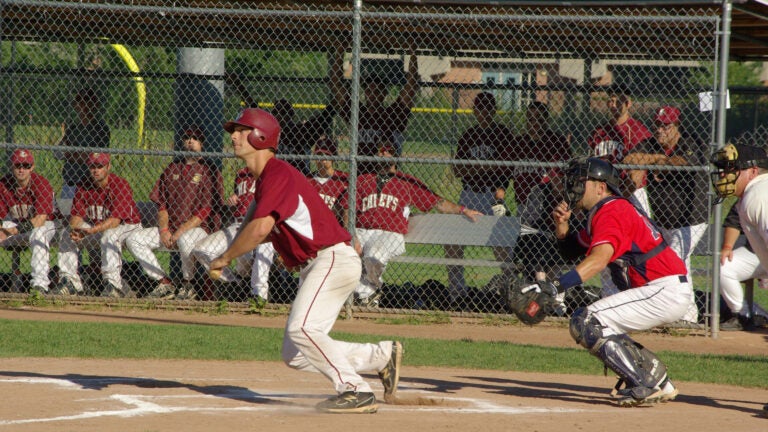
[623,106,708,323]
[589,89,653,164]
[126,127,215,300]
[508,101,571,205]
[210,108,402,414]
[446,92,512,302]
[341,142,482,307]
[334,50,419,164]
[191,165,273,302]
[272,99,336,176]
[0,150,57,293]
[54,152,141,297]
[551,157,687,407]
[718,201,768,331]
[55,88,111,199]
[589,89,653,297]
[709,143,768,416]
[307,136,348,222]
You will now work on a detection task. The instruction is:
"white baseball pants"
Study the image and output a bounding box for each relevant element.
[720,246,768,315]
[191,222,274,299]
[281,242,392,394]
[58,222,142,290]
[589,274,692,336]
[1,221,57,289]
[126,227,207,281]
[353,228,405,299]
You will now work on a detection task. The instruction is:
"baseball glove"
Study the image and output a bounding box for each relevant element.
[505,278,557,325]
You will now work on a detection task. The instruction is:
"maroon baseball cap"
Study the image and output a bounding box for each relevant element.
[314,137,338,156]
[655,106,681,125]
[87,152,110,166]
[11,149,34,165]
[182,126,205,142]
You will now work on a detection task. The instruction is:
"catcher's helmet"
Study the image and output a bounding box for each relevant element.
[710,143,768,203]
[564,157,622,208]
[223,108,281,151]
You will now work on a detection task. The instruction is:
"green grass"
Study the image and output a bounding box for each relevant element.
[0,317,766,389]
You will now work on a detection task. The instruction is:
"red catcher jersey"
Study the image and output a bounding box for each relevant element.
[589,117,652,162]
[0,172,55,221]
[233,168,256,218]
[341,172,441,234]
[71,173,140,225]
[576,198,686,287]
[150,161,214,232]
[251,158,351,268]
[308,171,349,210]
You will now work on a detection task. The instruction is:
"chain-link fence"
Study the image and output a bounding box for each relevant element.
[0,1,759,326]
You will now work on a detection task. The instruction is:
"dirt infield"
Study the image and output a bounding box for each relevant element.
[1,307,767,431]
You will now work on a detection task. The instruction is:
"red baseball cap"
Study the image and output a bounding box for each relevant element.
[182,126,205,142]
[87,152,110,166]
[314,137,338,156]
[11,149,34,165]
[655,106,680,125]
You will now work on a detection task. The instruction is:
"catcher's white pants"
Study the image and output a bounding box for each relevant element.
[191,222,274,299]
[281,242,392,394]
[589,274,692,337]
[720,246,768,315]
[1,221,57,289]
[58,222,142,290]
[126,227,207,282]
[353,228,404,299]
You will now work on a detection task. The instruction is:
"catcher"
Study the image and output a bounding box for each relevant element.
[510,157,689,407]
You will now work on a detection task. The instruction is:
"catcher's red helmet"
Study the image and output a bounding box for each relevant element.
[223,108,281,151]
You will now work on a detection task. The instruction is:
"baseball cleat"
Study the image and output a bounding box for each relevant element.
[379,341,403,403]
[148,280,175,299]
[315,391,378,414]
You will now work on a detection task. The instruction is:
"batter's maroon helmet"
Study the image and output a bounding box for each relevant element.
[223,108,281,151]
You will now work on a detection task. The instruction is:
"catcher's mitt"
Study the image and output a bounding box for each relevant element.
[505,278,557,325]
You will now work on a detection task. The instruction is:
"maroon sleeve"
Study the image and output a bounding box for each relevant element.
[33,175,55,216]
[192,167,214,222]
[149,166,167,211]
[70,188,86,218]
[0,185,9,218]
[109,176,137,221]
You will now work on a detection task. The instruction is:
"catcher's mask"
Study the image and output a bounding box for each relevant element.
[564,157,622,208]
[710,143,766,203]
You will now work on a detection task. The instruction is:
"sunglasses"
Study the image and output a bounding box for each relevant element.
[13,164,33,169]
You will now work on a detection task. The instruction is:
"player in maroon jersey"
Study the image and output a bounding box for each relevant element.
[545,157,688,407]
[307,136,348,222]
[55,152,142,297]
[210,108,402,414]
[588,89,652,164]
[126,127,215,300]
[191,165,274,302]
[340,142,482,307]
[0,149,56,293]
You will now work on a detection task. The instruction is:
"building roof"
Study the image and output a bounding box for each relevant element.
[2,1,766,60]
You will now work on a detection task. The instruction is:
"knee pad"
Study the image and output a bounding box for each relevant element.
[569,307,604,350]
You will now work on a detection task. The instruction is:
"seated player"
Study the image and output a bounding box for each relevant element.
[55,152,142,297]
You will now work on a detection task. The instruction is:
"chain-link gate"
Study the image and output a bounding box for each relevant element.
[0,1,746,325]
